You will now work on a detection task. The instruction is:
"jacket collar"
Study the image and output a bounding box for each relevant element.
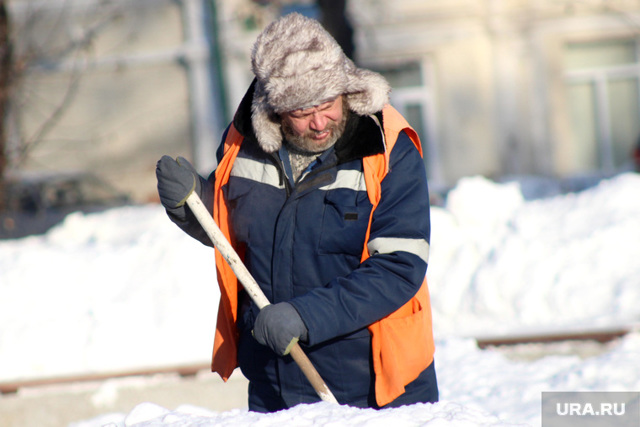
[232,80,385,165]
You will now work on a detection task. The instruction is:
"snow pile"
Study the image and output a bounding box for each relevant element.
[0,205,219,381]
[428,173,640,336]
[77,400,524,427]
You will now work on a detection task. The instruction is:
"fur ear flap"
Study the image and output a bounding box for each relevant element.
[251,82,283,153]
[345,66,391,116]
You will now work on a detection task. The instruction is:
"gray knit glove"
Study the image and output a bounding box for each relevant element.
[253,302,309,356]
[156,156,201,209]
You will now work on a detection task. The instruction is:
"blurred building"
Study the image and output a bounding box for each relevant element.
[5,0,223,203]
[347,0,640,191]
[4,0,640,202]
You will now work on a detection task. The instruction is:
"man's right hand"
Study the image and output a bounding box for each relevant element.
[253,302,309,356]
[156,156,201,209]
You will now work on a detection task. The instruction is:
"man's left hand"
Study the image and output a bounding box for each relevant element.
[253,302,308,356]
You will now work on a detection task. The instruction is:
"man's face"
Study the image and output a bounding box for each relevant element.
[281,96,347,153]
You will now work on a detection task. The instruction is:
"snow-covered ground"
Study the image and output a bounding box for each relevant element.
[1,172,639,426]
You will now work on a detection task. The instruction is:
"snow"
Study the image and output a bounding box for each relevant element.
[429,173,640,337]
[2,172,640,426]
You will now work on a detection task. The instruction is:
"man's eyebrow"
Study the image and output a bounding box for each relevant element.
[290,109,312,117]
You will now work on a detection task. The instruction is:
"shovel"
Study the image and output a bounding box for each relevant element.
[186,192,338,404]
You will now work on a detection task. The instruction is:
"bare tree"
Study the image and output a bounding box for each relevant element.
[0,1,124,212]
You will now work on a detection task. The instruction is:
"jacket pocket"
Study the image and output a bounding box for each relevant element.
[318,189,371,256]
[369,286,435,406]
[378,302,431,385]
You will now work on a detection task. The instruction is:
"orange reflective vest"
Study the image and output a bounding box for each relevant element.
[211,105,435,407]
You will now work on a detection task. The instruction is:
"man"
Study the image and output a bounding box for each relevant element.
[156,13,438,412]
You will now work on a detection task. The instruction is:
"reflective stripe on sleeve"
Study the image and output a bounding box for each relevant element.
[367,237,430,264]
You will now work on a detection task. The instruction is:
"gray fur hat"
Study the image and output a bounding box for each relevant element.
[250,12,391,152]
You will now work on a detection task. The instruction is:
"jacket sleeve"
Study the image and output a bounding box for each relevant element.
[290,131,431,345]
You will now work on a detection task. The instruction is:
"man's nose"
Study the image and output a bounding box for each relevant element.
[309,113,328,131]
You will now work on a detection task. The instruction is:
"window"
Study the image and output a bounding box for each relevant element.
[378,60,443,186]
[564,38,640,173]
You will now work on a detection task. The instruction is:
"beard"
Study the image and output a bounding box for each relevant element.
[281,102,350,154]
